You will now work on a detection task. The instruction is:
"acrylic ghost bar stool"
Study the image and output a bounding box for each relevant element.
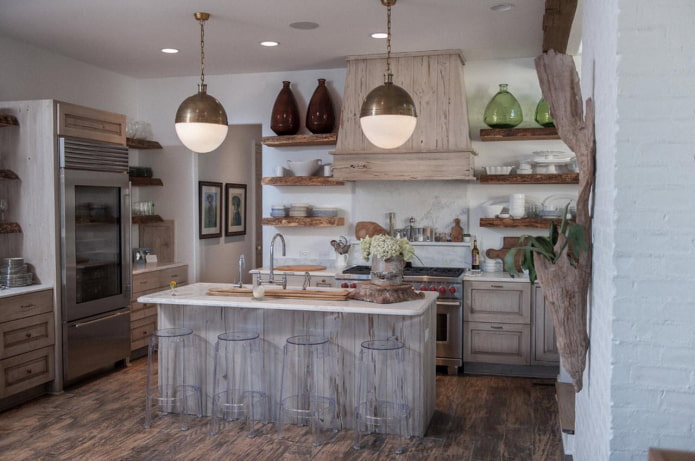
[210,331,268,437]
[144,327,203,430]
[277,334,339,446]
[353,338,411,454]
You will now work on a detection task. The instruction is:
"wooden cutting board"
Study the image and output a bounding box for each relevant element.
[485,237,524,272]
[273,265,326,272]
[207,287,349,301]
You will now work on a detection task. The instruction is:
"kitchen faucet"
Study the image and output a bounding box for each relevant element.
[257,233,287,289]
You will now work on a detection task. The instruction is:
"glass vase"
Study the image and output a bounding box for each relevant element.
[370,255,404,286]
[534,97,554,127]
[483,83,523,129]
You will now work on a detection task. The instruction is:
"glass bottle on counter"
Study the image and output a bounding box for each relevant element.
[471,239,481,273]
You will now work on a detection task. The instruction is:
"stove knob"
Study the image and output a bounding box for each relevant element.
[429,286,437,292]
[340,282,349,288]
[438,286,447,295]
[449,286,457,294]
[350,283,357,289]
[419,285,427,292]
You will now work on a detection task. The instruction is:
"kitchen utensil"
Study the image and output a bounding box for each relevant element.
[485,237,524,272]
[286,158,322,177]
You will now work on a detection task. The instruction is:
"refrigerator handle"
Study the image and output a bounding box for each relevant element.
[122,185,132,299]
[72,309,130,328]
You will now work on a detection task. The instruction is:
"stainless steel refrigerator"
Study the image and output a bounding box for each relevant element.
[59,137,131,384]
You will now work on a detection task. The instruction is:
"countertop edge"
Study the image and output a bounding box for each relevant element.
[133,261,188,275]
[0,283,53,298]
[138,282,437,316]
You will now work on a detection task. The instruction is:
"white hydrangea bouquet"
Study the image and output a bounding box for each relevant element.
[359,234,415,262]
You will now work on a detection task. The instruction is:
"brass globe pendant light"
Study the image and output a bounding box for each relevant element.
[175,12,228,153]
[360,0,417,149]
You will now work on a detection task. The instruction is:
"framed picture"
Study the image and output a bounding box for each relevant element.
[225,183,247,237]
[199,181,222,239]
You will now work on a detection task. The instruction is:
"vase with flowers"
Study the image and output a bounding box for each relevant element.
[359,234,415,286]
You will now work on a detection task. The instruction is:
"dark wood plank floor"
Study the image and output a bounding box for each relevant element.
[0,359,563,460]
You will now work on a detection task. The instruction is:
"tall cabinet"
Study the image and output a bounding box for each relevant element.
[0,99,128,404]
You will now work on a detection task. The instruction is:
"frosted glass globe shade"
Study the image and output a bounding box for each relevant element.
[175,122,228,153]
[359,115,417,149]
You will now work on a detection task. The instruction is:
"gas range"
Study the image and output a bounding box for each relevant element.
[336,265,466,299]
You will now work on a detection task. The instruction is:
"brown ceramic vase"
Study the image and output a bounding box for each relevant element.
[305,78,335,134]
[270,81,300,135]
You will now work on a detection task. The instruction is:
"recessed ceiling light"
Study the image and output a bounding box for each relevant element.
[371,32,388,39]
[490,3,515,12]
[161,48,179,54]
[290,21,319,30]
[260,41,279,47]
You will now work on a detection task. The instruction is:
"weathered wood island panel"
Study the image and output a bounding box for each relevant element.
[139,283,437,437]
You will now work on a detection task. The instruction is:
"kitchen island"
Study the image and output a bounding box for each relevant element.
[138,282,437,436]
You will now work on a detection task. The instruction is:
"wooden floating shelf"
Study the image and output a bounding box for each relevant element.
[0,114,19,127]
[132,215,164,224]
[480,127,560,142]
[480,217,574,229]
[261,176,345,186]
[129,177,163,186]
[0,222,22,234]
[261,217,345,227]
[0,169,20,180]
[126,138,162,149]
[479,173,578,184]
[261,133,338,147]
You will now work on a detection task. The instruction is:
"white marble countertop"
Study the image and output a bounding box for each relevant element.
[0,283,53,298]
[138,282,437,316]
[132,261,187,275]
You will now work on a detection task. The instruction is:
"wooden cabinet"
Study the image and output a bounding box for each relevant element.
[463,280,531,365]
[0,289,55,399]
[130,264,188,355]
[532,285,559,364]
[56,101,126,145]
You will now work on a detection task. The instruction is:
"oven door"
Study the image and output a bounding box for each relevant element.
[436,299,462,375]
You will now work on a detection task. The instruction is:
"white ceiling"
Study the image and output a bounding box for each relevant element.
[0,0,556,79]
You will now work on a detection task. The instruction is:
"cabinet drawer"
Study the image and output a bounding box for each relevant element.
[1,289,53,323]
[158,266,187,286]
[130,315,157,351]
[0,346,55,398]
[0,313,55,359]
[463,321,530,365]
[56,101,126,145]
[130,301,157,321]
[132,272,161,293]
[464,281,531,324]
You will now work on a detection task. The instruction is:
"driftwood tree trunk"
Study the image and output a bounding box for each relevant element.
[535,51,595,392]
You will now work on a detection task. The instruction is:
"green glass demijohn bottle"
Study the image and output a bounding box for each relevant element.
[483,83,523,129]
[534,97,555,127]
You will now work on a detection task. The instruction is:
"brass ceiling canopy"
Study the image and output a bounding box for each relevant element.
[359,0,417,149]
[174,12,229,153]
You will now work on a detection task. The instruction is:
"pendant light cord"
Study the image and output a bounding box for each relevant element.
[199,16,206,86]
[385,4,392,77]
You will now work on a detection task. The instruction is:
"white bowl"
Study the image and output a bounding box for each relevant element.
[485,166,513,175]
[287,159,322,176]
[482,205,504,218]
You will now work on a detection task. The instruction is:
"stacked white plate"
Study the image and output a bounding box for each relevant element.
[509,193,526,219]
[0,257,33,287]
[312,207,338,217]
[483,259,502,273]
[289,203,311,217]
[270,205,286,218]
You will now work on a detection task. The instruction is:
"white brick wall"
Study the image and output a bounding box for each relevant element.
[576,0,695,459]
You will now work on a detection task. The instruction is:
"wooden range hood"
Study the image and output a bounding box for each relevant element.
[332,49,476,181]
